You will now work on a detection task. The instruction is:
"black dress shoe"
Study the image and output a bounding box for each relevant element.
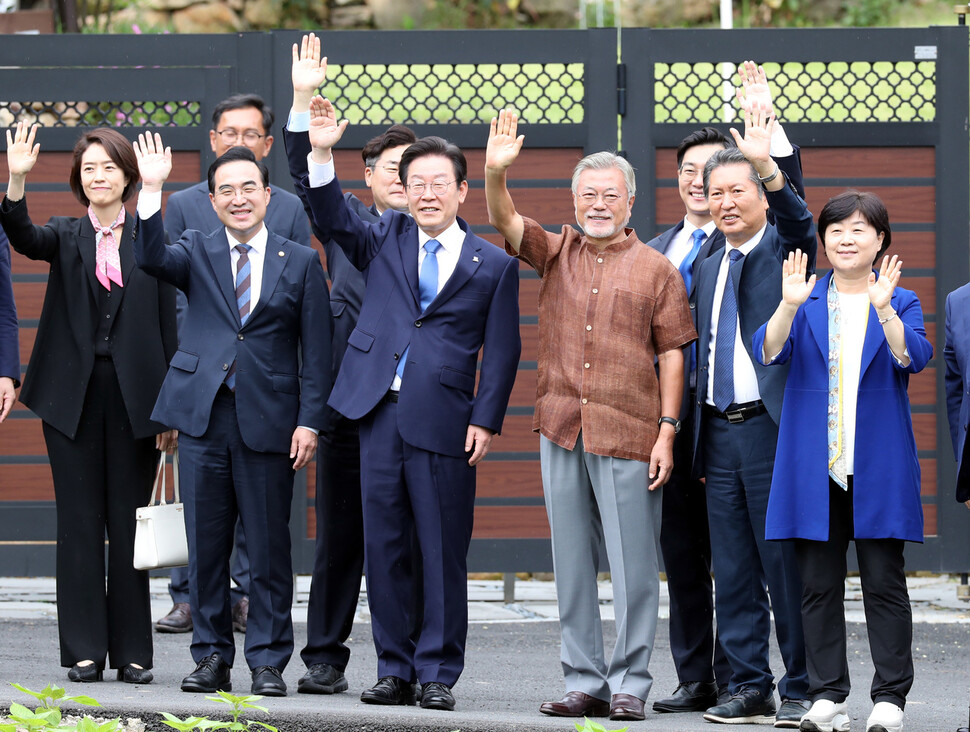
[67,662,102,683]
[232,597,249,633]
[251,666,286,697]
[419,681,455,711]
[181,653,231,693]
[155,603,193,633]
[297,663,348,694]
[117,665,153,684]
[360,676,416,706]
[652,680,719,713]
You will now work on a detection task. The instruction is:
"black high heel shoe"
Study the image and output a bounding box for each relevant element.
[67,662,103,682]
[117,664,153,684]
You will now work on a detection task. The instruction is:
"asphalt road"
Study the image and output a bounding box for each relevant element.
[1,617,969,731]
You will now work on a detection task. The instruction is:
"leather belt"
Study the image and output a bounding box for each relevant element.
[704,400,766,424]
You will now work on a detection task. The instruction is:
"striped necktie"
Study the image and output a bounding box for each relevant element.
[712,248,743,411]
[225,243,252,390]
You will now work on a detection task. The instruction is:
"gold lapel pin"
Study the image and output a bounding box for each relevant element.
[278,251,285,257]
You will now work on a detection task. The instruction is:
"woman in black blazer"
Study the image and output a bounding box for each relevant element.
[1,122,177,684]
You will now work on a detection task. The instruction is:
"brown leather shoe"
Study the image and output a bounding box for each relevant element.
[155,603,192,633]
[539,691,610,717]
[610,693,646,721]
[232,596,249,633]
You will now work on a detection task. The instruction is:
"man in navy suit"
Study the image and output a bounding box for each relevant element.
[282,34,422,697]
[157,93,312,636]
[133,137,331,697]
[0,227,19,422]
[297,81,520,711]
[646,61,805,716]
[691,103,815,726]
[944,283,970,509]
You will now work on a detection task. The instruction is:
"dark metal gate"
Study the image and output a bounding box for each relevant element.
[0,26,967,575]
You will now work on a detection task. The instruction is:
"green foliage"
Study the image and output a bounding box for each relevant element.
[160,691,277,732]
[574,717,629,732]
[842,0,895,27]
[3,683,111,732]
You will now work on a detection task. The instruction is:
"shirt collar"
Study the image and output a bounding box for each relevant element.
[724,221,768,260]
[418,219,463,253]
[226,224,268,255]
[682,217,717,238]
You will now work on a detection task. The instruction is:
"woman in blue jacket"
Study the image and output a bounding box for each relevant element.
[753,191,931,732]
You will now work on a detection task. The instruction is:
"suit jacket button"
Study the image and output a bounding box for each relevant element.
[222,363,229,371]
[415,321,422,327]
[238,334,244,340]
[394,353,400,360]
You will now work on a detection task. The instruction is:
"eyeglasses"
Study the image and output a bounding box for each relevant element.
[215,183,263,200]
[216,129,266,145]
[407,180,456,197]
[678,166,702,180]
[578,191,623,205]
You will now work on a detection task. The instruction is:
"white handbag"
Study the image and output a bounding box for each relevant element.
[133,448,189,570]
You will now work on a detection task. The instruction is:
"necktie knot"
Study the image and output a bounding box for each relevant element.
[424,238,442,255]
[728,247,744,264]
[691,229,705,247]
[235,244,251,257]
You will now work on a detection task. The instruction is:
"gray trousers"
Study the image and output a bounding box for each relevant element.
[540,432,662,701]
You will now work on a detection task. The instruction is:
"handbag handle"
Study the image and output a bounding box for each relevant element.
[147,446,181,507]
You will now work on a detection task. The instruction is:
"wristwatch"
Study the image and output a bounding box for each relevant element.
[659,416,681,433]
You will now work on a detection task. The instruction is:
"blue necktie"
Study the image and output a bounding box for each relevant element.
[712,248,743,411]
[396,239,442,381]
[225,244,251,391]
[679,229,706,294]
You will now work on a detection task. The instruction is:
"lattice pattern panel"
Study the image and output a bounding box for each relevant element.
[655,61,936,123]
[0,100,201,128]
[319,63,585,125]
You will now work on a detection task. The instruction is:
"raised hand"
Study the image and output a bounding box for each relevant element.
[868,253,902,312]
[134,132,172,193]
[6,121,40,178]
[292,33,328,110]
[729,99,774,172]
[485,109,525,173]
[736,60,774,117]
[781,249,815,308]
[307,95,348,160]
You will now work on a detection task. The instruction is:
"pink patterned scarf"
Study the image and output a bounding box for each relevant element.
[88,206,125,290]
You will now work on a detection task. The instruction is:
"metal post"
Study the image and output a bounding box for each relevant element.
[503,572,515,604]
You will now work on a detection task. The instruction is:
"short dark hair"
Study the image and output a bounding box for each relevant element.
[69,128,140,206]
[702,147,762,199]
[207,146,270,194]
[676,127,733,168]
[818,190,892,257]
[211,93,273,134]
[362,124,418,168]
[398,136,468,188]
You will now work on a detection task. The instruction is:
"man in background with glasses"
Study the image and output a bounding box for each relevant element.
[155,93,311,637]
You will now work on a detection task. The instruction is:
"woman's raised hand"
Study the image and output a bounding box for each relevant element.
[781,249,815,308]
[868,253,902,312]
[134,132,172,193]
[6,121,40,178]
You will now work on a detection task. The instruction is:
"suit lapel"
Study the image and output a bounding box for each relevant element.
[248,235,287,324]
[399,226,420,309]
[804,273,830,361]
[860,277,895,379]
[695,255,719,362]
[106,213,137,323]
[204,231,241,325]
[425,233,482,314]
[76,218,100,305]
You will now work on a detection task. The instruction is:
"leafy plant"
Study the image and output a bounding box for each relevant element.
[0,683,105,732]
[159,691,277,732]
[575,718,629,732]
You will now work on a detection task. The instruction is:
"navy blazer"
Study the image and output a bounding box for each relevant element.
[755,272,931,542]
[283,125,371,430]
[134,211,331,454]
[0,196,177,439]
[691,180,817,477]
[302,175,521,459]
[944,282,970,502]
[0,227,20,386]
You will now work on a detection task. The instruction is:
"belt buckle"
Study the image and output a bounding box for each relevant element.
[725,408,745,424]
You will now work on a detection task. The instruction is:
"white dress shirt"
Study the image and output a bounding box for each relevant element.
[665,219,717,270]
[706,223,768,407]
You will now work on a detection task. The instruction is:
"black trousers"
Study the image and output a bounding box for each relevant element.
[43,359,156,669]
[793,478,914,708]
[659,413,731,687]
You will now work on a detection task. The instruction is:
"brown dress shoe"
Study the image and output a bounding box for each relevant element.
[155,603,192,633]
[539,691,611,717]
[610,693,646,721]
[232,596,249,633]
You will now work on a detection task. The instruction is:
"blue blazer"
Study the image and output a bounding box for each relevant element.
[0,227,20,386]
[754,271,931,542]
[301,176,521,459]
[944,282,970,502]
[134,211,331,454]
[691,180,817,476]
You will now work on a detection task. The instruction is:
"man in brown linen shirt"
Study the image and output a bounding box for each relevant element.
[484,109,696,723]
